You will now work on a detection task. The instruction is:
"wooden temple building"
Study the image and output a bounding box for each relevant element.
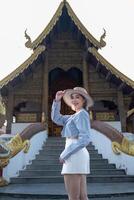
[0,0,134,135]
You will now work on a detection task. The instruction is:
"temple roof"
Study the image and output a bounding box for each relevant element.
[28,0,103,50]
[0,46,45,89]
[0,0,134,92]
[89,47,134,89]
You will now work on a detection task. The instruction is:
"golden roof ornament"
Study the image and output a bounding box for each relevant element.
[0,97,5,116]
[0,96,5,129]
[127,108,134,118]
[24,29,34,50]
[99,28,106,48]
[0,1,133,90]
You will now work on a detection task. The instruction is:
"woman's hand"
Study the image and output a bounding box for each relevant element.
[59,157,65,164]
[55,90,65,101]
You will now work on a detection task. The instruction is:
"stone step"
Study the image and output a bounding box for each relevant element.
[3,136,134,198]
[42,146,95,150]
[9,137,132,186]
[46,138,91,142]
[39,149,98,153]
[1,182,134,199]
[26,163,116,170]
[46,138,63,141]
[1,182,134,200]
[1,197,134,200]
[11,175,134,184]
[46,141,94,145]
[19,169,125,177]
[32,158,109,165]
[44,140,92,143]
[36,153,102,159]
[44,139,91,143]
[44,140,65,142]
[44,143,94,148]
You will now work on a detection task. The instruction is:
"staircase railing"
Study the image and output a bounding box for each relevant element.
[91,128,134,175]
[3,130,48,182]
[0,122,47,186]
[0,119,134,186]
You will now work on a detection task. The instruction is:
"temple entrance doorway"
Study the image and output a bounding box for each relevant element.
[48,67,82,136]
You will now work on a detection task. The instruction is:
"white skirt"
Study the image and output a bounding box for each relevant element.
[61,138,90,175]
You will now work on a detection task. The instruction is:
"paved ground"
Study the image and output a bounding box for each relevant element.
[0,182,134,199]
[1,182,134,195]
[1,197,134,200]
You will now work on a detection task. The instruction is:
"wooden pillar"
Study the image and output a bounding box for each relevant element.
[82,55,89,93]
[41,52,48,123]
[117,90,126,132]
[6,89,14,134]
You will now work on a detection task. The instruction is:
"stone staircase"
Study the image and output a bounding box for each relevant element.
[1,136,134,199]
[10,137,134,184]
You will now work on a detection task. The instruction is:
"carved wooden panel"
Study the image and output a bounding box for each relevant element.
[95,111,116,121]
[16,113,37,123]
[47,32,83,72]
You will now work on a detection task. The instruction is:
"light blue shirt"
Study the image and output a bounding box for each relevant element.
[51,100,91,160]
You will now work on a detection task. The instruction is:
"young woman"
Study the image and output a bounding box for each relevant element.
[51,87,93,200]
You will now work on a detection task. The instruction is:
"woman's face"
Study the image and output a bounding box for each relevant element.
[70,93,86,112]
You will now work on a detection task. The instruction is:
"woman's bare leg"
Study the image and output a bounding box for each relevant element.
[64,174,81,200]
[80,175,88,200]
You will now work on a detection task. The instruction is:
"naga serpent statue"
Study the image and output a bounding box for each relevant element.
[0,122,47,186]
[0,119,134,186]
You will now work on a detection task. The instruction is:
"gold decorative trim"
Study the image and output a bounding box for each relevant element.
[31,2,63,49]
[0,0,133,91]
[0,177,9,187]
[112,141,120,155]
[112,137,134,156]
[0,141,11,158]
[0,45,46,88]
[0,100,5,115]
[0,134,30,169]
[31,0,101,49]
[0,134,30,187]
[6,134,30,157]
[99,28,106,48]
[65,1,102,48]
[25,29,34,49]
[89,47,134,89]
[127,108,134,118]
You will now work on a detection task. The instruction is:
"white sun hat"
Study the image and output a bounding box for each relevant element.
[63,87,94,110]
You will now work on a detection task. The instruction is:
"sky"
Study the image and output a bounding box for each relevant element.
[0,0,134,81]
